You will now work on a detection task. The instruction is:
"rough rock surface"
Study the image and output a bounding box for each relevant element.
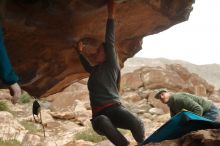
[146,129,220,146]
[2,0,194,96]
[122,64,214,96]
[121,64,215,113]
[1,62,220,146]
[0,111,27,142]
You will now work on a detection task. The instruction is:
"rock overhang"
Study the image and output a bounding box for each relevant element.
[2,0,195,97]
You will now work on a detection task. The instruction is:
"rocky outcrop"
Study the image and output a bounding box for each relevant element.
[0,111,27,142]
[121,64,214,96]
[146,129,220,146]
[208,90,220,103]
[123,57,220,90]
[1,62,220,146]
[2,0,194,96]
[0,99,86,146]
[121,64,215,113]
[0,89,11,100]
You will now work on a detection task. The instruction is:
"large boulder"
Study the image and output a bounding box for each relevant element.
[45,82,89,111]
[122,64,214,96]
[2,0,194,96]
[146,129,220,146]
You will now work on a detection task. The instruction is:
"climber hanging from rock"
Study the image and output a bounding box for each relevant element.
[75,0,145,145]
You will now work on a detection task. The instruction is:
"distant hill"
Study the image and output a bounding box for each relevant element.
[122,57,220,90]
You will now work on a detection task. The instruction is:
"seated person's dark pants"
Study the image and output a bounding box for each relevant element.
[91,105,145,146]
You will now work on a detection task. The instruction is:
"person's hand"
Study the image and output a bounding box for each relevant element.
[77,41,85,53]
[181,109,188,112]
[9,83,21,104]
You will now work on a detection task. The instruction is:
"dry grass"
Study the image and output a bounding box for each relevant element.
[0,139,22,146]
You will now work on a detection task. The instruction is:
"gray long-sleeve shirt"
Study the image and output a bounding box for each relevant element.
[79,19,121,109]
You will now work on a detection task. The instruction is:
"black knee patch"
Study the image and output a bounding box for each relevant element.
[92,115,112,128]
[91,115,111,135]
[93,115,109,122]
[92,115,130,145]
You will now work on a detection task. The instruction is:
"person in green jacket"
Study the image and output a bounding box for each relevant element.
[0,1,22,104]
[154,88,220,121]
[75,1,145,145]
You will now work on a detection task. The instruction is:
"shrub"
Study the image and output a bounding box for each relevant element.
[19,92,31,103]
[74,126,106,143]
[0,139,22,146]
[20,121,41,134]
[74,126,128,143]
[0,101,9,111]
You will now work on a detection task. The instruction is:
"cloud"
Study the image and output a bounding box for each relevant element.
[136,0,220,65]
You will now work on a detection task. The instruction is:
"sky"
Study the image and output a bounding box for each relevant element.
[135,0,220,65]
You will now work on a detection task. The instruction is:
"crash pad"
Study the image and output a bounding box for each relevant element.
[142,111,220,145]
